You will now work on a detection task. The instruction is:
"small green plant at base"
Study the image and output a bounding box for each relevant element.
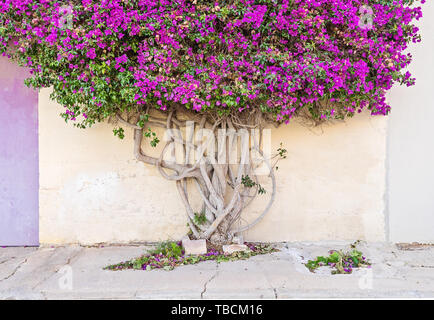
[105,242,278,271]
[305,241,371,274]
[147,241,183,258]
[193,212,207,226]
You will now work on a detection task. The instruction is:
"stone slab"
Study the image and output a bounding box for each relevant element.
[182,238,207,255]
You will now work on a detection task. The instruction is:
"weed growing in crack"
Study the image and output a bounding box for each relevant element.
[105,242,277,271]
[305,241,371,274]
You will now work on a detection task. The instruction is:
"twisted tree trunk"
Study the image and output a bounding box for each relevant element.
[118,109,278,245]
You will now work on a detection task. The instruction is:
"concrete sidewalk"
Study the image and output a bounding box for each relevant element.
[0,242,433,299]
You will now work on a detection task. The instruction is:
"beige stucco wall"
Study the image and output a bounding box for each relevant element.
[39,88,387,244]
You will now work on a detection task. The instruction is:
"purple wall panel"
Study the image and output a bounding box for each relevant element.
[0,57,39,246]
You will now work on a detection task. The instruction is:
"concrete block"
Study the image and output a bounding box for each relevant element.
[223,244,248,254]
[182,238,207,255]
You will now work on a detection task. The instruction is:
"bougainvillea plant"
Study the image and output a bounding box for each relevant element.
[105,241,278,271]
[0,0,424,244]
[305,241,371,274]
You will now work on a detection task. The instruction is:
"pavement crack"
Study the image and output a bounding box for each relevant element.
[65,247,84,266]
[0,258,14,265]
[255,261,279,299]
[409,264,434,268]
[32,247,84,290]
[201,263,219,299]
[0,258,28,282]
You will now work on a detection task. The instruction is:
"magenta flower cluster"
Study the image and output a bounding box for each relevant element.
[0,0,424,126]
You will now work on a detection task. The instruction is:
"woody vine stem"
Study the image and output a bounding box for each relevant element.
[117,108,283,245]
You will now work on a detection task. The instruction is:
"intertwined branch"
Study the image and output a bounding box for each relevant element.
[117,108,279,244]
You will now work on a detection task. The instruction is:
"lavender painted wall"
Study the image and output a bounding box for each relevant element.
[0,56,39,246]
